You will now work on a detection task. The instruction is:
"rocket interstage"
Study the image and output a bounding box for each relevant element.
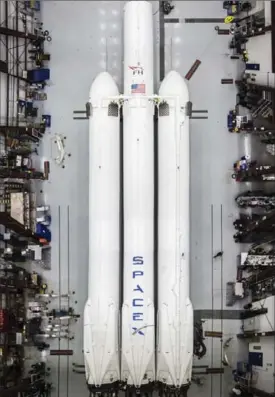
[121,0,155,388]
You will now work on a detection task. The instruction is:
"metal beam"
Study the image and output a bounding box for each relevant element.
[185,18,225,23]
[193,367,225,375]
[0,213,41,242]
[0,26,36,40]
[205,331,223,338]
[185,59,201,81]
[50,349,74,356]
[217,29,230,35]
[240,308,268,320]
[8,73,29,83]
[237,330,275,339]
[272,3,275,74]
[0,60,7,73]
[194,309,243,320]
[0,125,38,133]
[246,24,271,39]
[164,18,180,23]
[247,82,275,94]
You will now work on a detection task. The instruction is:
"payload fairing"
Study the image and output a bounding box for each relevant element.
[84,1,193,394]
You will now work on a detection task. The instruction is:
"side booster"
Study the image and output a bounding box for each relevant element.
[84,72,120,391]
[157,71,193,392]
[121,0,155,390]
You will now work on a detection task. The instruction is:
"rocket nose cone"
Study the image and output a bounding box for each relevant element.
[89,72,119,103]
[159,70,189,102]
[124,0,152,13]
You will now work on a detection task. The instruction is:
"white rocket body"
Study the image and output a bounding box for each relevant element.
[121,1,155,387]
[85,0,193,392]
[84,72,120,387]
[157,71,193,387]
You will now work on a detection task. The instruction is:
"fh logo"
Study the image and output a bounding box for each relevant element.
[132,255,144,336]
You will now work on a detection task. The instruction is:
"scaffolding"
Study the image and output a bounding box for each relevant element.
[0,3,46,395]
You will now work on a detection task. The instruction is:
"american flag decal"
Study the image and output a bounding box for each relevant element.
[131,83,146,94]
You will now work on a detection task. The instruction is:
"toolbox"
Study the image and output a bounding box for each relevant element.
[246,63,260,71]
[27,68,50,83]
[42,115,51,128]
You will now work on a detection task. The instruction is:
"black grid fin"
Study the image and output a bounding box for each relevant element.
[159,102,169,117]
[108,103,119,117]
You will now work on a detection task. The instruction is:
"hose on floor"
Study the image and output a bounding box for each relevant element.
[193,320,207,359]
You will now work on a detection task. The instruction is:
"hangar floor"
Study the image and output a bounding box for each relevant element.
[41,1,258,396]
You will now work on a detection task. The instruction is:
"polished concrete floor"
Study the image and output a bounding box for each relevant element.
[34,1,273,396]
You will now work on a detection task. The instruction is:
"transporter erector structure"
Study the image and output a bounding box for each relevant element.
[83,1,204,395]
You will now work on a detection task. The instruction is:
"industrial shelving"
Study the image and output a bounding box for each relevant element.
[0,3,47,395]
[272,2,275,76]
